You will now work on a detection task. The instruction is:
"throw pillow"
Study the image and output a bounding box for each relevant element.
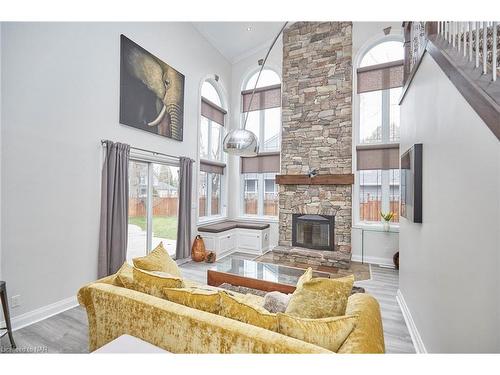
[278,313,357,352]
[285,275,354,318]
[219,291,278,332]
[117,263,184,298]
[132,242,181,277]
[162,287,221,314]
[296,267,313,288]
[263,291,291,313]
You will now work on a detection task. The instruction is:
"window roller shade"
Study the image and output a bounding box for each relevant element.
[201,97,226,126]
[242,84,281,112]
[356,144,400,170]
[357,60,404,94]
[241,153,280,173]
[200,160,225,175]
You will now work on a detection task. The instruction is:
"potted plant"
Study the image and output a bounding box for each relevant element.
[380,211,394,232]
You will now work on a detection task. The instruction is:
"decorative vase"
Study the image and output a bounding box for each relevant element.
[205,251,216,263]
[383,221,390,232]
[191,235,206,262]
[393,251,399,270]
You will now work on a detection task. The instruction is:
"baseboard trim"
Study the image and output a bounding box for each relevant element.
[351,254,395,268]
[396,289,427,353]
[2,296,79,332]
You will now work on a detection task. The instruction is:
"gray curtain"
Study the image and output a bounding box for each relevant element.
[98,141,130,278]
[176,157,193,260]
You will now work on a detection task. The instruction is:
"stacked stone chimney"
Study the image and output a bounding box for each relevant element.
[278,22,353,268]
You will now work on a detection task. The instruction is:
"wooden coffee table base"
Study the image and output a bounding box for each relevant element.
[207,270,296,294]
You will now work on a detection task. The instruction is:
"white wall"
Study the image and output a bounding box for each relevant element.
[226,38,283,249]
[1,22,231,318]
[399,53,500,352]
[351,22,403,265]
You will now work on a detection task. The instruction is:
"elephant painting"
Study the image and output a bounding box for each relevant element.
[119,35,185,141]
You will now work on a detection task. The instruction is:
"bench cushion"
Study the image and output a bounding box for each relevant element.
[198,220,270,233]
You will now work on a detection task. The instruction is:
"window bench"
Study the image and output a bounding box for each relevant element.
[197,221,271,259]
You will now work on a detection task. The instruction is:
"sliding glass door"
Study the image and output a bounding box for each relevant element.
[127,159,179,260]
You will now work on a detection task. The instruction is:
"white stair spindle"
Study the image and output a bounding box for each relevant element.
[493,22,497,82]
[447,21,451,43]
[464,22,467,57]
[452,21,455,47]
[476,22,480,68]
[469,22,473,61]
[458,22,461,51]
[450,21,453,44]
[483,22,488,75]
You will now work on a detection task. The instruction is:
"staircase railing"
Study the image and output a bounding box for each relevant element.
[437,21,499,82]
[401,21,500,141]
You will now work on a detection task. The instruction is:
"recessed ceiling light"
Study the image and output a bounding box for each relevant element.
[246,26,253,32]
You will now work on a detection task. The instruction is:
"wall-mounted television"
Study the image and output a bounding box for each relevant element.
[401,143,422,223]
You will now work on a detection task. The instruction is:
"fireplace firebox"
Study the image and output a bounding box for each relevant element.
[292,214,335,251]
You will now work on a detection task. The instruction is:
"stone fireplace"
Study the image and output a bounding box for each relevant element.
[274,22,353,269]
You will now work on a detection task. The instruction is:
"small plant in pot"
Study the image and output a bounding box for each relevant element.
[380,211,394,232]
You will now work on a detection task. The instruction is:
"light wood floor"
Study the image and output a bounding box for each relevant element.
[1,252,415,353]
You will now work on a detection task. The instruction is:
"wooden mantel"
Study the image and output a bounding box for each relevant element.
[275,174,354,185]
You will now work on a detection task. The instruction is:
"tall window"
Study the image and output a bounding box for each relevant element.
[127,159,179,260]
[242,69,281,152]
[199,80,226,220]
[356,40,404,223]
[240,69,281,217]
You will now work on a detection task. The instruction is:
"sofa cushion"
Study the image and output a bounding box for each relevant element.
[285,275,354,319]
[162,287,221,314]
[278,313,357,352]
[132,242,181,277]
[296,267,313,289]
[117,263,184,299]
[219,291,278,332]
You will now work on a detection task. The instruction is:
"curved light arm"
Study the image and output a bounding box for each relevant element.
[241,22,288,130]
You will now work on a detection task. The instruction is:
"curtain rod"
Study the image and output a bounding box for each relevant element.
[100,140,195,162]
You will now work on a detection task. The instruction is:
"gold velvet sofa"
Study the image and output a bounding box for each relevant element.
[78,274,385,354]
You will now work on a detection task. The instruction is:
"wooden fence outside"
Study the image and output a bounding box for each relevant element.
[131,196,395,222]
[129,197,179,217]
[244,198,278,216]
[359,199,400,222]
[198,197,221,217]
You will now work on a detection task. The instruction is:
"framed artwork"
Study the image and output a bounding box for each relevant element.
[120,34,185,141]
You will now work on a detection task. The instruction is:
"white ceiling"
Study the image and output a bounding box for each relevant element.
[192,22,284,63]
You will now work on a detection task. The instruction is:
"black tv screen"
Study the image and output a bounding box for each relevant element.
[401,144,422,223]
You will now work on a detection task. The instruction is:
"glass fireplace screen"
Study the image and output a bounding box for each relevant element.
[292,214,334,251]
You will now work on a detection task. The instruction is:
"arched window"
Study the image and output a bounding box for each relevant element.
[240,68,281,217]
[245,69,281,90]
[201,81,222,106]
[199,79,226,220]
[355,39,404,224]
[360,41,404,67]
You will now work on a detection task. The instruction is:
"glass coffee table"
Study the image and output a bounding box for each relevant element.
[207,258,331,294]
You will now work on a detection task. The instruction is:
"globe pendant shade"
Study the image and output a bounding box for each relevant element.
[223,129,259,157]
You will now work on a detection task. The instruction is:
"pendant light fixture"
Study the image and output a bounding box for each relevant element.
[223,22,288,157]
